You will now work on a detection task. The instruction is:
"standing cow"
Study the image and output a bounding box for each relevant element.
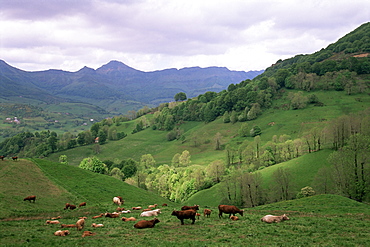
[171,210,196,225]
[23,195,36,203]
[218,205,244,218]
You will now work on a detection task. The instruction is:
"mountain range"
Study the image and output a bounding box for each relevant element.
[0,60,263,115]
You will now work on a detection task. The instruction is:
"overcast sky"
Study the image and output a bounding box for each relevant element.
[0,0,369,73]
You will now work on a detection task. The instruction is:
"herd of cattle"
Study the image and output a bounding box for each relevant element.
[23,195,290,237]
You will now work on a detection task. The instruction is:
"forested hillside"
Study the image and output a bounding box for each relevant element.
[1,22,369,207]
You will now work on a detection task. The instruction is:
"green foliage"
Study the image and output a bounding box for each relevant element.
[296,186,316,199]
[174,92,187,101]
[79,156,107,174]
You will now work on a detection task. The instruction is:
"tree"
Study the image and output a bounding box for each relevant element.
[250,125,262,137]
[296,186,315,199]
[121,158,138,179]
[214,132,222,150]
[139,154,156,170]
[174,92,187,101]
[328,134,370,202]
[79,157,107,174]
[206,160,225,183]
[179,150,191,167]
[270,167,293,202]
[238,123,249,137]
[59,155,68,165]
[110,167,125,180]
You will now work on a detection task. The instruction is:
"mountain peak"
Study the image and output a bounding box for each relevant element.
[97,60,141,74]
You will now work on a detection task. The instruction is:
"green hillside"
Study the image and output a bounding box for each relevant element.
[0,158,369,246]
[0,159,174,219]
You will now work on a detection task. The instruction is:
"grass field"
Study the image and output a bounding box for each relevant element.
[0,159,369,246]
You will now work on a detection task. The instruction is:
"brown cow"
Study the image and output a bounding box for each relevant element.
[171,210,196,225]
[12,156,18,161]
[131,206,142,210]
[0,155,5,160]
[64,203,76,210]
[81,231,96,237]
[218,205,244,218]
[79,202,86,207]
[92,213,104,219]
[105,212,120,218]
[61,224,76,228]
[134,218,160,229]
[230,215,239,221]
[46,220,60,225]
[181,205,199,211]
[121,216,137,222]
[204,209,212,217]
[23,195,36,203]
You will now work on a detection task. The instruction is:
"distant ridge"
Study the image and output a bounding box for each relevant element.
[0,59,263,114]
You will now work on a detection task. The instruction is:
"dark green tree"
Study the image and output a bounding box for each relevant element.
[174,92,187,101]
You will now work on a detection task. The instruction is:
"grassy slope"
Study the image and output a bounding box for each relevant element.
[1,158,369,246]
[185,149,333,207]
[0,159,175,219]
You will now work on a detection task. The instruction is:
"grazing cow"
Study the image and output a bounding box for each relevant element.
[54,230,70,236]
[113,196,124,206]
[261,214,290,223]
[181,205,199,211]
[46,220,60,225]
[23,195,36,203]
[204,209,212,217]
[91,223,104,228]
[76,218,85,231]
[64,203,76,210]
[121,216,137,222]
[134,218,160,229]
[79,202,86,207]
[162,203,168,207]
[92,213,104,219]
[230,216,239,221]
[132,206,142,210]
[105,212,120,218]
[140,209,161,217]
[218,205,244,218]
[61,224,76,228]
[0,155,5,160]
[171,210,196,225]
[148,204,158,209]
[81,231,96,237]
[196,213,201,219]
[12,156,18,161]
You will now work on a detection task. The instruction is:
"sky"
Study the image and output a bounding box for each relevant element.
[0,0,369,73]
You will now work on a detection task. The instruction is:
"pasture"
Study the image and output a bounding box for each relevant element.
[0,159,369,246]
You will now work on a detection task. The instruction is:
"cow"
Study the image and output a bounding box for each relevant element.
[134,218,160,229]
[113,196,124,206]
[12,156,18,161]
[23,195,36,203]
[204,209,212,217]
[181,205,199,211]
[92,213,104,219]
[230,216,239,221]
[81,231,96,237]
[78,202,86,207]
[132,206,142,210]
[171,209,196,225]
[218,205,244,218]
[105,212,120,218]
[54,230,70,236]
[121,216,137,222]
[61,224,76,228]
[0,155,5,161]
[148,204,158,209]
[51,216,61,220]
[162,203,168,207]
[64,203,76,210]
[76,218,85,231]
[91,223,104,228]
[140,209,161,217]
[261,214,290,223]
[46,220,60,225]
[116,207,125,211]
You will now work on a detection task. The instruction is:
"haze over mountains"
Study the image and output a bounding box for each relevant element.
[0,60,263,115]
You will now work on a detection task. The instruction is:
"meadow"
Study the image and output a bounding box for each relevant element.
[1,159,369,246]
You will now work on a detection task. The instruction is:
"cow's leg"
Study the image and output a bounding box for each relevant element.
[191,216,195,224]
